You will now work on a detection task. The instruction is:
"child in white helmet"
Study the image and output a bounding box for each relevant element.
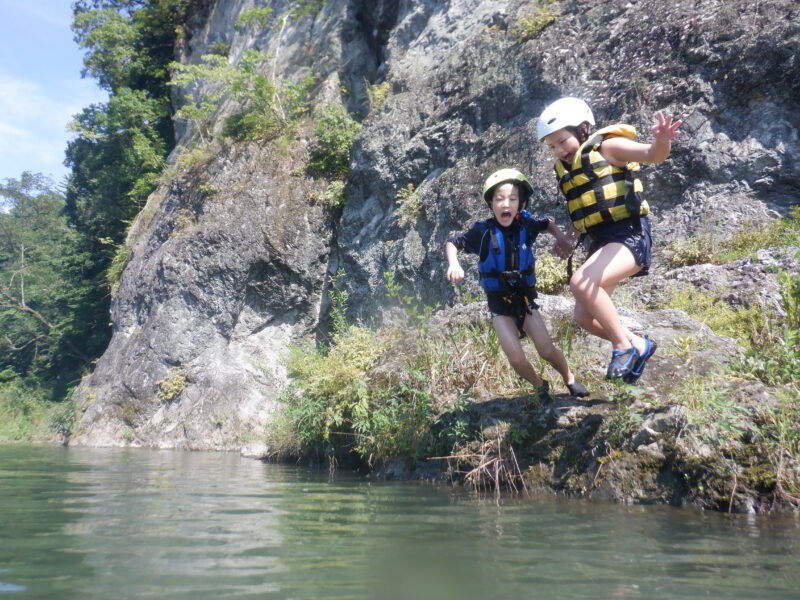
[537,98,681,382]
[445,168,589,399]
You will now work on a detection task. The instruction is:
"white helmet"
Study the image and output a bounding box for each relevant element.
[536,97,595,140]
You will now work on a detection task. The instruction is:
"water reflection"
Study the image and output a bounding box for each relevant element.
[0,445,798,599]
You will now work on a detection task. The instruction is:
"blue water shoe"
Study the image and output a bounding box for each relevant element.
[606,343,639,380]
[623,336,658,383]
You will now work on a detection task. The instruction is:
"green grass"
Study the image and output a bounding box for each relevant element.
[666,285,761,348]
[0,378,76,441]
[735,271,800,389]
[269,271,553,465]
[667,207,800,267]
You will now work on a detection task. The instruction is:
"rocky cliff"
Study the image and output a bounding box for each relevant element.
[70,0,798,472]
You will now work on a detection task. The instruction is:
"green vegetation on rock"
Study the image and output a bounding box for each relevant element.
[307,104,360,178]
[170,50,314,143]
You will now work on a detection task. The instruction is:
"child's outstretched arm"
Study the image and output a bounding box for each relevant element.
[445,241,465,283]
[546,218,584,259]
[600,111,682,166]
[545,218,575,258]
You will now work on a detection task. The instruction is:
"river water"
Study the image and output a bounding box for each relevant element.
[1,445,798,600]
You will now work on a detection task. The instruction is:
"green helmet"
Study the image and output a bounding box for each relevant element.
[482,168,533,206]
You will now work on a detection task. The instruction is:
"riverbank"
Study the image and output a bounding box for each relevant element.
[8,237,798,516]
[268,239,800,514]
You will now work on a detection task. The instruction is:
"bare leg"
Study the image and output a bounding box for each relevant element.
[570,242,645,354]
[492,316,545,387]
[574,298,638,346]
[521,310,575,386]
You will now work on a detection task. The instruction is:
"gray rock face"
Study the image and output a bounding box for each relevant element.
[72,142,334,449]
[339,0,799,316]
[71,0,799,449]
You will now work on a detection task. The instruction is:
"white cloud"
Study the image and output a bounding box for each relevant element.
[0,74,105,182]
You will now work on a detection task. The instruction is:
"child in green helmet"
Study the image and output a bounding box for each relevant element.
[537,97,682,382]
[445,168,589,399]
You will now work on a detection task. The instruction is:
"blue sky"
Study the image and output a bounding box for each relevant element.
[0,0,107,186]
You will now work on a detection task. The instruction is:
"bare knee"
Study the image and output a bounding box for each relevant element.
[537,342,561,364]
[504,349,530,374]
[570,272,594,299]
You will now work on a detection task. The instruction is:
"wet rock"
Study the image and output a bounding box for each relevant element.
[637,442,666,463]
[240,441,270,459]
[644,405,688,434]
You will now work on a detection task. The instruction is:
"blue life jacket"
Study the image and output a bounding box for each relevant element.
[478,222,536,294]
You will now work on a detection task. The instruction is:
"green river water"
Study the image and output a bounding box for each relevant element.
[1,445,798,599]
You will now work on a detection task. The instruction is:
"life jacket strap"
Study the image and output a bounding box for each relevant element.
[479,266,534,280]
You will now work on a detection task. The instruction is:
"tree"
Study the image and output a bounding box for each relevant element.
[65,87,168,241]
[0,175,103,381]
[66,0,194,243]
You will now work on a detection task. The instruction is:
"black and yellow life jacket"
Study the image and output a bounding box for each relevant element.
[554,124,649,234]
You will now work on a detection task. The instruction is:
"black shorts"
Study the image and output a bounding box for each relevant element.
[587,216,652,276]
[486,289,539,337]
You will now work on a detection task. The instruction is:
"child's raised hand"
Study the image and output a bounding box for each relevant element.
[447,264,465,284]
[651,111,682,142]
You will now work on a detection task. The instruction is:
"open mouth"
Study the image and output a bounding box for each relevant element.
[500,210,513,220]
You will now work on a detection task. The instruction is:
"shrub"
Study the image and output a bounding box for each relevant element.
[310,180,346,208]
[208,40,230,57]
[395,184,422,226]
[163,144,213,178]
[535,252,568,294]
[367,81,391,112]
[156,365,187,403]
[278,325,393,461]
[271,267,584,467]
[170,50,313,143]
[307,104,360,177]
[48,395,77,438]
[0,378,55,441]
[235,7,274,30]
[107,243,132,294]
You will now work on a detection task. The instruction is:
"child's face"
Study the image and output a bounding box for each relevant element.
[544,127,580,164]
[491,182,520,227]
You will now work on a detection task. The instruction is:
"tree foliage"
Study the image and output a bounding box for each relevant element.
[65,88,168,240]
[0,175,106,383]
[66,0,193,244]
[72,0,192,96]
